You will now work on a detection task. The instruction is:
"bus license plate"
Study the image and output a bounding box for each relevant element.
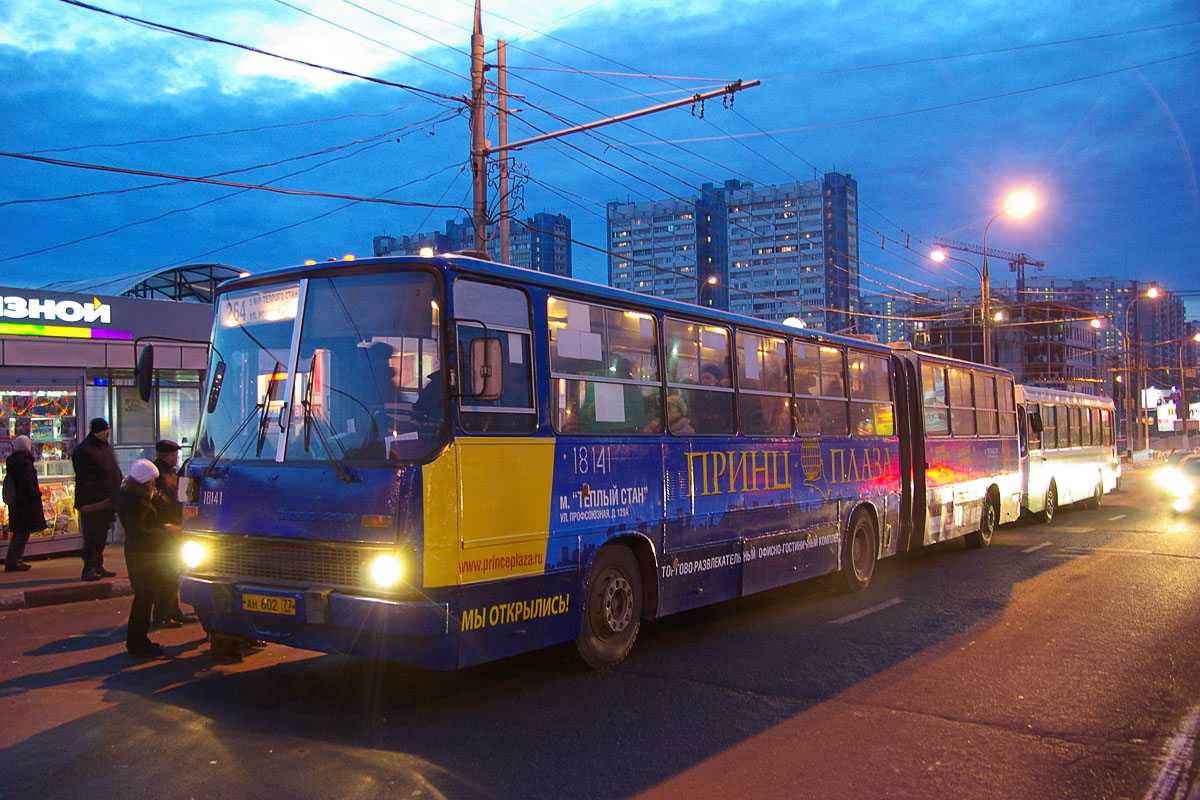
[242,594,296,616]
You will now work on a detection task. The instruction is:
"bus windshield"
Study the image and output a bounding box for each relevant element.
[196,270,446,465]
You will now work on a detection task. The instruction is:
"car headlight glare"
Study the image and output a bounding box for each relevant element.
[371,554,403,587]
[1155,468,1182,489]
[181,540,207,569]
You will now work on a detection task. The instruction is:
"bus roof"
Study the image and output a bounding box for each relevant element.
[219,253,1012,374]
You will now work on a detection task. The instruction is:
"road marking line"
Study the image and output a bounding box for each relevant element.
[1144,703,1200,800]
[1060,546,1155,556]
[831,597,902,625]
[1108,514,1127,521]
[1022,541,1053,553]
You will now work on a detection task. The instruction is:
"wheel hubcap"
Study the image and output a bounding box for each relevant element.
[853,526,870,576]
[601,573,633,633]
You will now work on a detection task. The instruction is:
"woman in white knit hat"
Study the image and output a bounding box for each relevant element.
[117,458,167,657]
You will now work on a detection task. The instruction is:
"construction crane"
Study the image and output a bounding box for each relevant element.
[933,237,1046,296]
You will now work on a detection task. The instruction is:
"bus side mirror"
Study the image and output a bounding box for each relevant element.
[136,344,155,402]
[1029,410,1044,433]
[470,337,503,401]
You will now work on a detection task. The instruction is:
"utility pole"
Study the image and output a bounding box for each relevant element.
[470,0,488,256]
[497,39,510,264]
[469,0,758,255]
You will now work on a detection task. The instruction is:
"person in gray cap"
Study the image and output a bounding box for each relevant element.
[4,435,46,571]
[72,418,122,581]
[151,439,194,627]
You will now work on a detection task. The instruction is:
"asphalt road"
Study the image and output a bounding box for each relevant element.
[1,468,1198,800]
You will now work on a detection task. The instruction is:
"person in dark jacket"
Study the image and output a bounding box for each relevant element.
[4,435,46,571]
[118,458,169,657]
[72,418,122,581]
[151,439,194,627]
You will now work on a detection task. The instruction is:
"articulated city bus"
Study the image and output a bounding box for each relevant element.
[1016,385,1119,522]
[149,254,1021,670]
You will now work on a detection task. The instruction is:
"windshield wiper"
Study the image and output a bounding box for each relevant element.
[254,361,283,458]
[300,355,354,483]
[203,399,267,478]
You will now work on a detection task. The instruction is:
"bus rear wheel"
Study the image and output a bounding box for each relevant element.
[575,545,642,669]
[1037,482,1057,524]
[1083,479,1103,510]
[966,493,997,549]
[842,508,877,593]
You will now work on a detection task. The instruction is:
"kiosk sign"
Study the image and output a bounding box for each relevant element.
[0,295,111,325]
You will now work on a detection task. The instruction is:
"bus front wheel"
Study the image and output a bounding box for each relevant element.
[576,545,643,669]
[842,508,877,593]
[1037,482,1057,524]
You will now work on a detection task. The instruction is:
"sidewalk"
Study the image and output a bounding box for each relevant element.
[0,545,132,611]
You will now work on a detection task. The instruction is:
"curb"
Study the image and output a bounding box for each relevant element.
[0,578,133,612]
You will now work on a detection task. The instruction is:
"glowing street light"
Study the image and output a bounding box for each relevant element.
[1122,284,1161,455]
[1180,331,1200,450]
[981,189,1038,365]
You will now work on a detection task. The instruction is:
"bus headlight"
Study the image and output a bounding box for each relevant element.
[370,554,403,587]
[181,540,208,569]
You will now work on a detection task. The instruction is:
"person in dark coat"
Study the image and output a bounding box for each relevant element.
[151,439,194,627]
[4,435,46,571]
[72,418,122,581]
[118,458,168,657]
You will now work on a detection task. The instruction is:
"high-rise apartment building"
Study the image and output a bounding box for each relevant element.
[373,212,572,277]
[607,174,859,332]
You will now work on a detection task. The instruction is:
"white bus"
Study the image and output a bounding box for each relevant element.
[1016,385,1120,522]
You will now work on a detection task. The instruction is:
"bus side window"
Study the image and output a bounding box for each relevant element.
[976,373,998,436]
[998,376,1017,436]
[848,351,892,436]
[921,362,949,436]
[949,367,975,436]
[1029,405,1043,450]
[548,297,661,435]
[736,331,791,436]
[454,280,537,434]
[665,318,734,435]
[1055,405,1069,449]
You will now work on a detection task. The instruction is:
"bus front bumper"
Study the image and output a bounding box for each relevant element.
[180,576,456,669]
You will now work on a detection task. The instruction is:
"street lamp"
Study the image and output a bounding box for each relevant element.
[981,190,1037,366]
[698,275,718,308]
[1121,285,1160,456]
[1180,332,1200,450]
[929,249,994,363]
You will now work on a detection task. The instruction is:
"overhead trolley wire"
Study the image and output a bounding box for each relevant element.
[272,0,466,80]
[54,0,466,105]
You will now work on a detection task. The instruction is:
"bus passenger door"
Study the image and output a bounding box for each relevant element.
[901,356,926,550]
[892,354,914,552]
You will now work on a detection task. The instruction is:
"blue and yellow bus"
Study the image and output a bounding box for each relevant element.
[154,253,1021,669]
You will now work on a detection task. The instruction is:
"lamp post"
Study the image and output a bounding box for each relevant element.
[698,275,718,308]
[981,190,1037,366]
[1180,332,1200,451]
[1122,285,1160,457]
[930,249,989,363]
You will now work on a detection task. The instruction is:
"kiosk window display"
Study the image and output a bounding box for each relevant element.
[0,389,80,545]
